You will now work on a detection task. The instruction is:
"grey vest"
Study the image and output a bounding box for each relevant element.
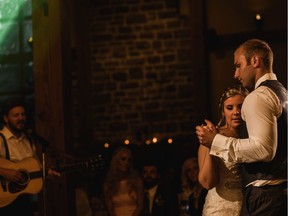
[242,80,287,186]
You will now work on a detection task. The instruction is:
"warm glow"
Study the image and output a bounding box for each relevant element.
[168,138,173,144]
[104,143,109,148]
[27,37,33,43]
[146,140,151,145]
[152,137,158,143]
[124,139,130,145]
[255,13,262,20]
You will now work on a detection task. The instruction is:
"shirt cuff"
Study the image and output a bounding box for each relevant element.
[210,134,229,161]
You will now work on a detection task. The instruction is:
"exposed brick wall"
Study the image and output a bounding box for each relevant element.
[87,0,202,149]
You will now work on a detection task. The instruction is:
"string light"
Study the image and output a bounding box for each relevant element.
[152,137,158,143]
[255,13,263,31]
[119,136,175,145]
[255,13,262,20]
[145,140,151,145]
[104,143,109,148]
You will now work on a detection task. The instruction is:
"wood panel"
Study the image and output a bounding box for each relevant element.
[32,0,73,215]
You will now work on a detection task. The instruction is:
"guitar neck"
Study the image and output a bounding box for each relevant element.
[54,156,104,174]
[55,161,90,173]
[30,171,43,179]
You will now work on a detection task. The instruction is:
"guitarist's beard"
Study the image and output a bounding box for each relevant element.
[6,120,26,136]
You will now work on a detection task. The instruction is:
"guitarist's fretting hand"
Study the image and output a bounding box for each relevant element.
[47,168,61,177]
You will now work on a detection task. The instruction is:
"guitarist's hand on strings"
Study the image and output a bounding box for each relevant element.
[0,168,24,183]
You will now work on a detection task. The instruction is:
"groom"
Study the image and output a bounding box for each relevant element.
[196,39,287,216]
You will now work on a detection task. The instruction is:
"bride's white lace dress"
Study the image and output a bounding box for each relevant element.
[202,159,243,216]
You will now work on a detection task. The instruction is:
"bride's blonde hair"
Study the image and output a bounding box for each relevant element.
[217,85,249,127]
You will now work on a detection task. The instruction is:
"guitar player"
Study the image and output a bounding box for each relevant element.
[0,98,59,215]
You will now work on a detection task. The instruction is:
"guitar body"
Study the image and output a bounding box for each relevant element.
[0,154,103,207]
[0,157,43,207]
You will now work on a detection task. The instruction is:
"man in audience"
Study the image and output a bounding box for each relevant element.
[141,160,178,216]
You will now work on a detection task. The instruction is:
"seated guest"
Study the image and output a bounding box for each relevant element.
[103,146,144,216]
[178,157,207,216]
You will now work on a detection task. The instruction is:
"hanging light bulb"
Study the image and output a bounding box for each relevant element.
[255,13,262,20]
[255,13,263,31]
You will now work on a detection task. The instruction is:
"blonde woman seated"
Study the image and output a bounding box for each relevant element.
[197,85,249,216]
[178,157,207,216]
[103,146,144,216]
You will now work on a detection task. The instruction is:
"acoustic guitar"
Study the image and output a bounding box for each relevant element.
[0,155,104,207]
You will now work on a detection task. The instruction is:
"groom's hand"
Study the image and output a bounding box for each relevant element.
[195,119,218,148]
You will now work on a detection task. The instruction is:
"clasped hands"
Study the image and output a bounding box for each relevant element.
[195,119,218,148]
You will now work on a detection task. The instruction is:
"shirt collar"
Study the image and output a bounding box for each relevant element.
[147,184,158,196]
[2,126,26,140]
[255,72,277,89]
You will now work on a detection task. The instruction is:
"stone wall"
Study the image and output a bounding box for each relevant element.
[85,0,206,150]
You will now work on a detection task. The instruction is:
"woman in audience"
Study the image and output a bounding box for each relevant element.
[178,157,207,216]
[103,146,144,216]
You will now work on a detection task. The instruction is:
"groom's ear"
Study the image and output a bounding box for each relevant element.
[251,55,260,68]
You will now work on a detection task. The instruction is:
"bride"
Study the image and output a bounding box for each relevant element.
[197,85,249,216]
